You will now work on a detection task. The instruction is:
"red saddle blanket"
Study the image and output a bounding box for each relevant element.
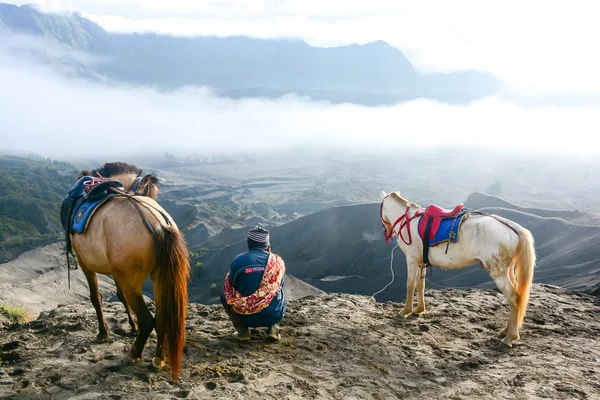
[418,203,465,241]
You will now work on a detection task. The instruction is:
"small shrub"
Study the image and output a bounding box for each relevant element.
[0,304,33,324]
[192,261,205,278]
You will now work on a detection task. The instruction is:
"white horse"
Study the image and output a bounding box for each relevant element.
[379,190,536,346]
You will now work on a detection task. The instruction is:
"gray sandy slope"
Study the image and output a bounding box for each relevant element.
[0,243,116,317]
[0,243,321,318]
[0,284,598,399]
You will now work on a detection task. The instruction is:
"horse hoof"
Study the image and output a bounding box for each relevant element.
[400,309,413,318]
[152,357,166,371]
[130,357,143,365]
[501,336,517,347]
[413,308,425,316]
[96,333,110,343]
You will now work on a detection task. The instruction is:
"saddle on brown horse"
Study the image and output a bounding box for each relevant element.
[60,176,124,286]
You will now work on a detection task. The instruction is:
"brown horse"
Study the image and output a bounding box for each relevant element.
[69,162,190,383]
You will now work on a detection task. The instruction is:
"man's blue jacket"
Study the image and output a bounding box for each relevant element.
[222,247,286,328]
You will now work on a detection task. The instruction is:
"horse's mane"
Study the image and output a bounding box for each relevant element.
[78,162,143,179]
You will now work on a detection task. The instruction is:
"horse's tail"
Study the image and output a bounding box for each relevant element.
[152,225,190,383]
[509,224,536,328]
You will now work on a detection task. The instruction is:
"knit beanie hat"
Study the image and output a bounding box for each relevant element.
[247,227,270,249]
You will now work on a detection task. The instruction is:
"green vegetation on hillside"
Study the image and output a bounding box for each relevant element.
[0,155,77,259]
[0,304,33,324]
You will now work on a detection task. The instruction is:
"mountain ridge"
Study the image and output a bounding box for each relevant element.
[0,2,505,106]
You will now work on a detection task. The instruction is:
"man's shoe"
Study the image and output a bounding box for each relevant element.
[234,327,251,341]
[266,324,281,341]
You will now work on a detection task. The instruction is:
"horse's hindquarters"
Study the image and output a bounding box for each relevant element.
[71,199,156,276]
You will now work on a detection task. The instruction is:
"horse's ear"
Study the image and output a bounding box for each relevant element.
[140,174,158,186]
[380,191,387,201]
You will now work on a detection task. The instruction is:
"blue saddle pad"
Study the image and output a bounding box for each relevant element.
[418,211,469,247]
[72,198,110,234]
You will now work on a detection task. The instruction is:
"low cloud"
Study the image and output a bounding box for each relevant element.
[1,33,599,161]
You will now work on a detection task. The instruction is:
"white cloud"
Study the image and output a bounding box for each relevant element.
[1,35,599,161]
[7,0,600,94]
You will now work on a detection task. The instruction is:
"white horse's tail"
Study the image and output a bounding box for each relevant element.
[508,223,536,328]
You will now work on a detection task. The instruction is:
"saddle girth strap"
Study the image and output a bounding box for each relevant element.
[422,217,433,266]
[106,187,173,234]
[126,196,155,234]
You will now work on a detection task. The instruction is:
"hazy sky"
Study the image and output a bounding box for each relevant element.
[6,0,600,95]
[1,31,599,160]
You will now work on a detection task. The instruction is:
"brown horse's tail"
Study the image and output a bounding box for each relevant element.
[152,225,190,383]
[509,224,536,329]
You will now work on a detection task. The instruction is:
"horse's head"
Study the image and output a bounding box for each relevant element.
[130,174,160,199]
[380,191,393,239]
[379,190,408,243]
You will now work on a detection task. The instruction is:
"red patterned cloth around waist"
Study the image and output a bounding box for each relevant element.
[223,253,286,315]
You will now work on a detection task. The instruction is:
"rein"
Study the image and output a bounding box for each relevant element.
[380,196,423,245]
[109,186,173,233]
[466,209,520,235]
[83,176,109,193]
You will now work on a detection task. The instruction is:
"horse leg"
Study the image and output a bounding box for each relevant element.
[116,282,139,335]
[115,277,155,363]
[80,264,110,342]
[414,270,426,315]
[497,265,518,338]
[400,261,419,317]
[490,271,520,346]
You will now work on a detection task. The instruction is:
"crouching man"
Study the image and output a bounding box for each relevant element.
[221,227,286,341]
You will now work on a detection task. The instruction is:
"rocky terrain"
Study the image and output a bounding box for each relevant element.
[1,284,599,399]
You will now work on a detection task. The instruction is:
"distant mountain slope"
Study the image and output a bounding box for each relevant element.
[0,3,113,53]
[465,191,600,225]
[192,195,600,303]
[0,241,321,318]
[0,155,77,262]
[0,3,505,105]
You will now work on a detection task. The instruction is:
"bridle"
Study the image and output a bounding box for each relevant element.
[129,176,143,193]
[380,194,424,245]
[127,174,159,197]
